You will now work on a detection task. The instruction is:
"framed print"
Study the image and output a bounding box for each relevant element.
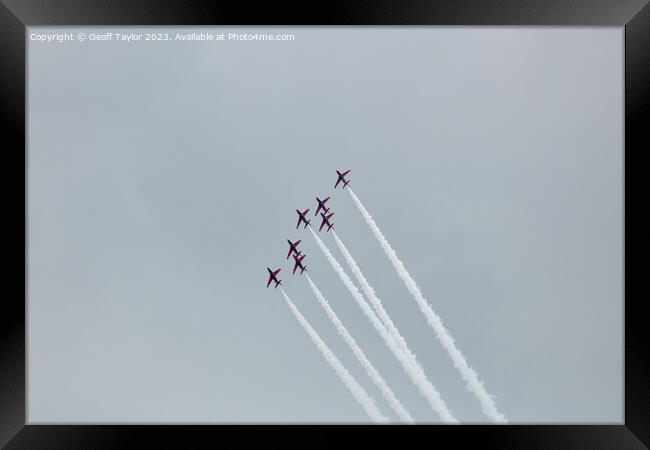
[1,0,647,447]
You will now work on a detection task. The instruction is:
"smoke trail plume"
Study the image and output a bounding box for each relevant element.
[305,274,414,423]
[280,288,387,423]
[309,228,457,423]
[332,230,424,373]
[348,188,507,423]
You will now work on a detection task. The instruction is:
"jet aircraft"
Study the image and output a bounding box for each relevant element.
[292,254,307,275]
[266,267,282,288]
[286,239,302,259]
[319,212,335,232]
[314,196,331,217]
[295,208,311,229]
[334,170,351,189]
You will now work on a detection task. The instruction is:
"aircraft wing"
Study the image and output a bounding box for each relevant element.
[267,277,272,288]
[334,178,341,188]
[342,170,350,176]
[319,220,325,232]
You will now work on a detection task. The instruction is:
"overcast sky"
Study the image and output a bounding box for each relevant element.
[28,27,623,423]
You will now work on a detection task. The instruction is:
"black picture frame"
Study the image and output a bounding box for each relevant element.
[1,1,647,448]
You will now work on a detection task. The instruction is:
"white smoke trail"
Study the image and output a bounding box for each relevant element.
[305,274,414,423]
[348,188,507,423]
[280,288,388,423]
[332,230,424,373]
[309,228,458,423]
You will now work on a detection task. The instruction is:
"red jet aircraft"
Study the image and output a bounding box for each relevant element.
[319,212,334,232]
[292,254,307,275]
[295,208,311,229]
[314,196,331,217]
[286,239,302,259]
[266,267,282,288]
[334,170,351,189]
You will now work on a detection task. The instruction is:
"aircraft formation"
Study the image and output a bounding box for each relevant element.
[264,167,506,424]
[266,169,351,288]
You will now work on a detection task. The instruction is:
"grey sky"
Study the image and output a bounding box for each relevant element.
[27,27,623,423]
